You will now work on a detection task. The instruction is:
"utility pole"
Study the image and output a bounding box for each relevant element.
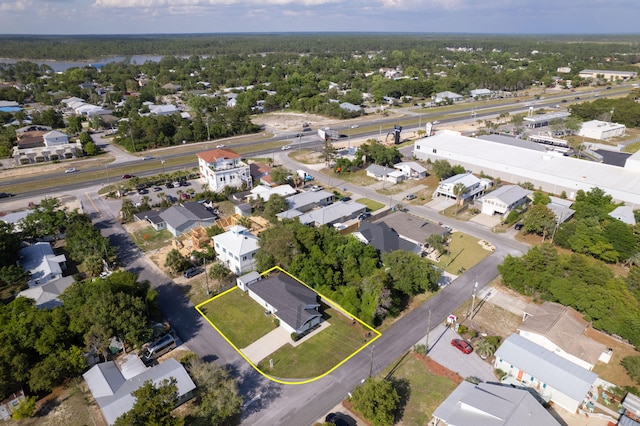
[468,280,478,324]
[368,345,375,378]
[425,309,431,355]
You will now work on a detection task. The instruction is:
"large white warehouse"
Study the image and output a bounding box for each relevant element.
[413,130,640,206]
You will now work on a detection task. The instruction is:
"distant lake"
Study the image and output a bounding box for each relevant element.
[0,55,165,72]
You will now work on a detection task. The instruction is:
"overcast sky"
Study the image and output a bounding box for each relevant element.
[0,0,639,35]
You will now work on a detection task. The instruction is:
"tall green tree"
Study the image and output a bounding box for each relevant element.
[114,379,184,426]
[382,251,440,296]
[186,358,242,425]
[350,378,399,426]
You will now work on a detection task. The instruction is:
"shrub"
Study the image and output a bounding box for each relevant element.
[413,344,426,355]
[457,325,468,335]
[291,332,299,342]
[273,318,280,327]
[494,368,506,380]
[12,396,37,420]
[622,356,640,383]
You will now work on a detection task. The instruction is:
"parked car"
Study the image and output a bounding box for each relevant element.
[357,212,372,221]
[122,174,134,179]
[310,185,322,192]
[451,338,473,354]
[325,413,348,426]
[153,186,162,192]
[514,222,524,231]
[140,334,176,365]
[180,192,190,200]
[64,168,77,174]
[183,267,204,278]
[165,182,174,189]
[341,196,351,202]
[405,194,417,200]
[138,189,148,195]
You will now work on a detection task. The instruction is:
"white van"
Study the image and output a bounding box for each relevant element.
[140,334,176,364]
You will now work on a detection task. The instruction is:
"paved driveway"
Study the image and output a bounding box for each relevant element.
[242,327,291,364]
[424,323,496,382]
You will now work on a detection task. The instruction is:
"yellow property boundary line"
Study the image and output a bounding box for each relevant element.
[195,265,381,385]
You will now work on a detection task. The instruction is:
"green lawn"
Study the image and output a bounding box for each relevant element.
[129,226,173,252]
[381,353,458,425]
[325,169,377,186]
[201,287,277,348]
[355,198,385,212]
[432,232,492,275]
[257,305,375,380]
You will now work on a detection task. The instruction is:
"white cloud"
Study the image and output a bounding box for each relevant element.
[94,0,342,8]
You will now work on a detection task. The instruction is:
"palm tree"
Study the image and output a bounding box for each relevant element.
[475,337,500,360]
[453,182,467,206]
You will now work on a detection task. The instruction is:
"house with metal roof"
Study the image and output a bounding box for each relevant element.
[413,130,640,205]
[19,242,67,287]
[285,189,334,212]
[393,161,427,180]
[366,164,405,183]
[432,381,560,426]
[159,202,217,237]
[297,201,366,227]
[197,148,252,192]
[248,184,296,202]
[517,302,609,371]
[17,276,74,309]
[609,205,636,225]
[479,185,532,216]
[244,272,322,335]
[352,221,420,255]
[83,356,195,425]
[213,226,260,275]
[434,172,486,202]
[494,334,598,413]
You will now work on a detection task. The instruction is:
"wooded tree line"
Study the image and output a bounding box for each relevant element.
[500,187,640,348]
[254,220,441,326]
[0,270,157,400]
[519,187,640,264]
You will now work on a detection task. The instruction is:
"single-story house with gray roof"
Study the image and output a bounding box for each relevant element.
[297,202,366,227]
[366,164,405,183]
[353,221,420,255]
[159,202,217,237]
[479,185,532,216]
[495,333,597,413]
[84,356,195,425]
[17,276,74,309]
[432,381,560,426]
[286,190,333,212]
[244,271,322,335]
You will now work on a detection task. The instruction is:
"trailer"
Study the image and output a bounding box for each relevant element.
[318,127,339,141]
[296,170,313,181]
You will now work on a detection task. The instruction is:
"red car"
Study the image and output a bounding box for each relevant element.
[451,338,473,354]
[122,174,134,179]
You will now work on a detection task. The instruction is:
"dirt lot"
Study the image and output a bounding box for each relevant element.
[252,112,345,133]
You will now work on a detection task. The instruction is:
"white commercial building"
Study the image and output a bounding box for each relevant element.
[578,120,626,140]
[413,130,640,206]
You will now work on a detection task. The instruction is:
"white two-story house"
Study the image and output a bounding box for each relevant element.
[213,225,260,275]
[198,148,252,192]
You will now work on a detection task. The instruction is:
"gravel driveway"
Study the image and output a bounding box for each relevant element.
[423,323,496,382]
